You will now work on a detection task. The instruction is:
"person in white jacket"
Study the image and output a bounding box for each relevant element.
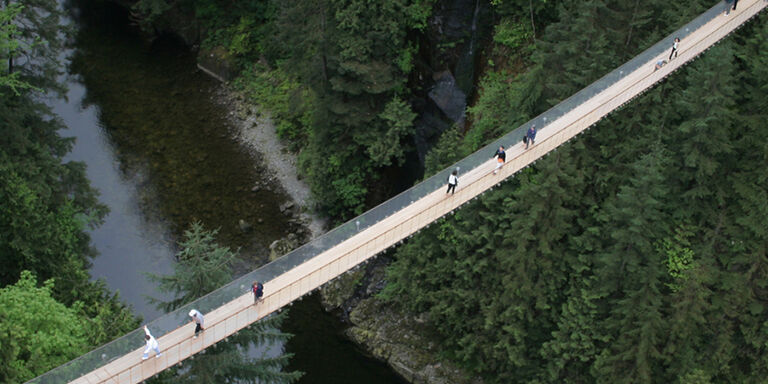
[189,309,205,338]
[142,325,162,360]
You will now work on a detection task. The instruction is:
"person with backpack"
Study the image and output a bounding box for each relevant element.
[493,146,506,175]
[446,170,458,195]
[252,281,264,304]
[142,325,162,360]
[189,309,205,339]
[526,124,537,149]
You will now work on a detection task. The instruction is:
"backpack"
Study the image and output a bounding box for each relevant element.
[522,135,528,144]
[253,283,264,297]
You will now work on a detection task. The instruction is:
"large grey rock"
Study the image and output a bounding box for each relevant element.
[428,71,466,124]
[346,297,482,384]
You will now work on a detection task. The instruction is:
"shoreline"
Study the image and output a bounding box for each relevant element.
[214,85,327,240]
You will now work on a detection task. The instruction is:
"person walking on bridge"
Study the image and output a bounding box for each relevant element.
[669,37,680,60]
[446,170,458,195]
[493,146,506,175]
[142,325,162,360]
[189,309,205,338]
[526,124,537,149]
[252,281,264,304]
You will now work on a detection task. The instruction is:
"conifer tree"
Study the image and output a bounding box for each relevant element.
[591,149,671,384]
[273,0,430,219]
[1,0,137,346]
[148,222,302,384]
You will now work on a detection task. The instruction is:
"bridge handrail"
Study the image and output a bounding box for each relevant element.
[26,2,746,382]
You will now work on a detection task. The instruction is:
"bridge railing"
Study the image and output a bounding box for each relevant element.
[27,2,734,383]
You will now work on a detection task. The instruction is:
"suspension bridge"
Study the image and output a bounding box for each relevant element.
[28,1,767,382]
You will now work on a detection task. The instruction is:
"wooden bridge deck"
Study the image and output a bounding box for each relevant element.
[44,1,767,383]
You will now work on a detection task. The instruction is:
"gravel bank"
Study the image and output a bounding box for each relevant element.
[215,86,327,239]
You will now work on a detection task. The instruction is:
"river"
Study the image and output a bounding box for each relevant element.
[54,1,406,383]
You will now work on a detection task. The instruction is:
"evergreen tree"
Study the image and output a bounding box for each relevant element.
[0,0,137,347]
[148,222,237,313]
[273,0,431,219]
[592,150,671,384]
[148,222,302,384]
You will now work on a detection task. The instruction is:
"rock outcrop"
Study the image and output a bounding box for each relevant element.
[321,262,483,384]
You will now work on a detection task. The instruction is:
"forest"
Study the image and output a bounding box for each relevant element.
[2,0,767,383]
[1,2,138,382]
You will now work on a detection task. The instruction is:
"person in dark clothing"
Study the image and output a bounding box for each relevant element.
[526,124,537,149]
[669,37,680,60]
[446,170,458,194]
[733,0,739,10]
[252,281,264,304]
[493,146,506,175]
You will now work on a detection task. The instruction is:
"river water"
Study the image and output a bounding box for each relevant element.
[54,1,405,383]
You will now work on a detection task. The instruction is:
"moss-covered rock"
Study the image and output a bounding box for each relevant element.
[319,267,366,311]
[346,297,481,384]
[319,261,481,384]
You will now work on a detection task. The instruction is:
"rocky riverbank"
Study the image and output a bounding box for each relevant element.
[214,86,326,242]
[320,258,482,384]
[213,81,481,384]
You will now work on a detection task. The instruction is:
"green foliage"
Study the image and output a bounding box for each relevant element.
[150,310,302,384]
[148,222,236,312]
[131,0,171,27]
[148,222,301,384]
[385,3,768,383]
[659,226,696,291]
[234,64,313,149]
[0,3,33,94]
[0,271,89,383]
[493,19,532,51]
[423,124,467,176]
[365,96,416,167]
[267,0,430,219]
[0,0,138,359]
[2,0,67,93]
[678,370,712,384]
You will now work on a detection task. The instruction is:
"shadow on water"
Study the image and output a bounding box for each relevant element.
[285,294,408,384]
[60,1,407,382]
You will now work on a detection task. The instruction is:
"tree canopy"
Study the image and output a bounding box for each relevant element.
[148,223,302,384]
[1,2,138,382]
[383,4,768,383]
[0,271,89,383]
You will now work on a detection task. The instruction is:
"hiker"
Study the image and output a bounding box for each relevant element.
[252,281,264,304]
[446,170,458,195]
[654,59,667,71]
[669,37,680,60]
[526,124,537,149]
[142,325,162,360]
[189,309,205,338]
[493,146,506,175]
